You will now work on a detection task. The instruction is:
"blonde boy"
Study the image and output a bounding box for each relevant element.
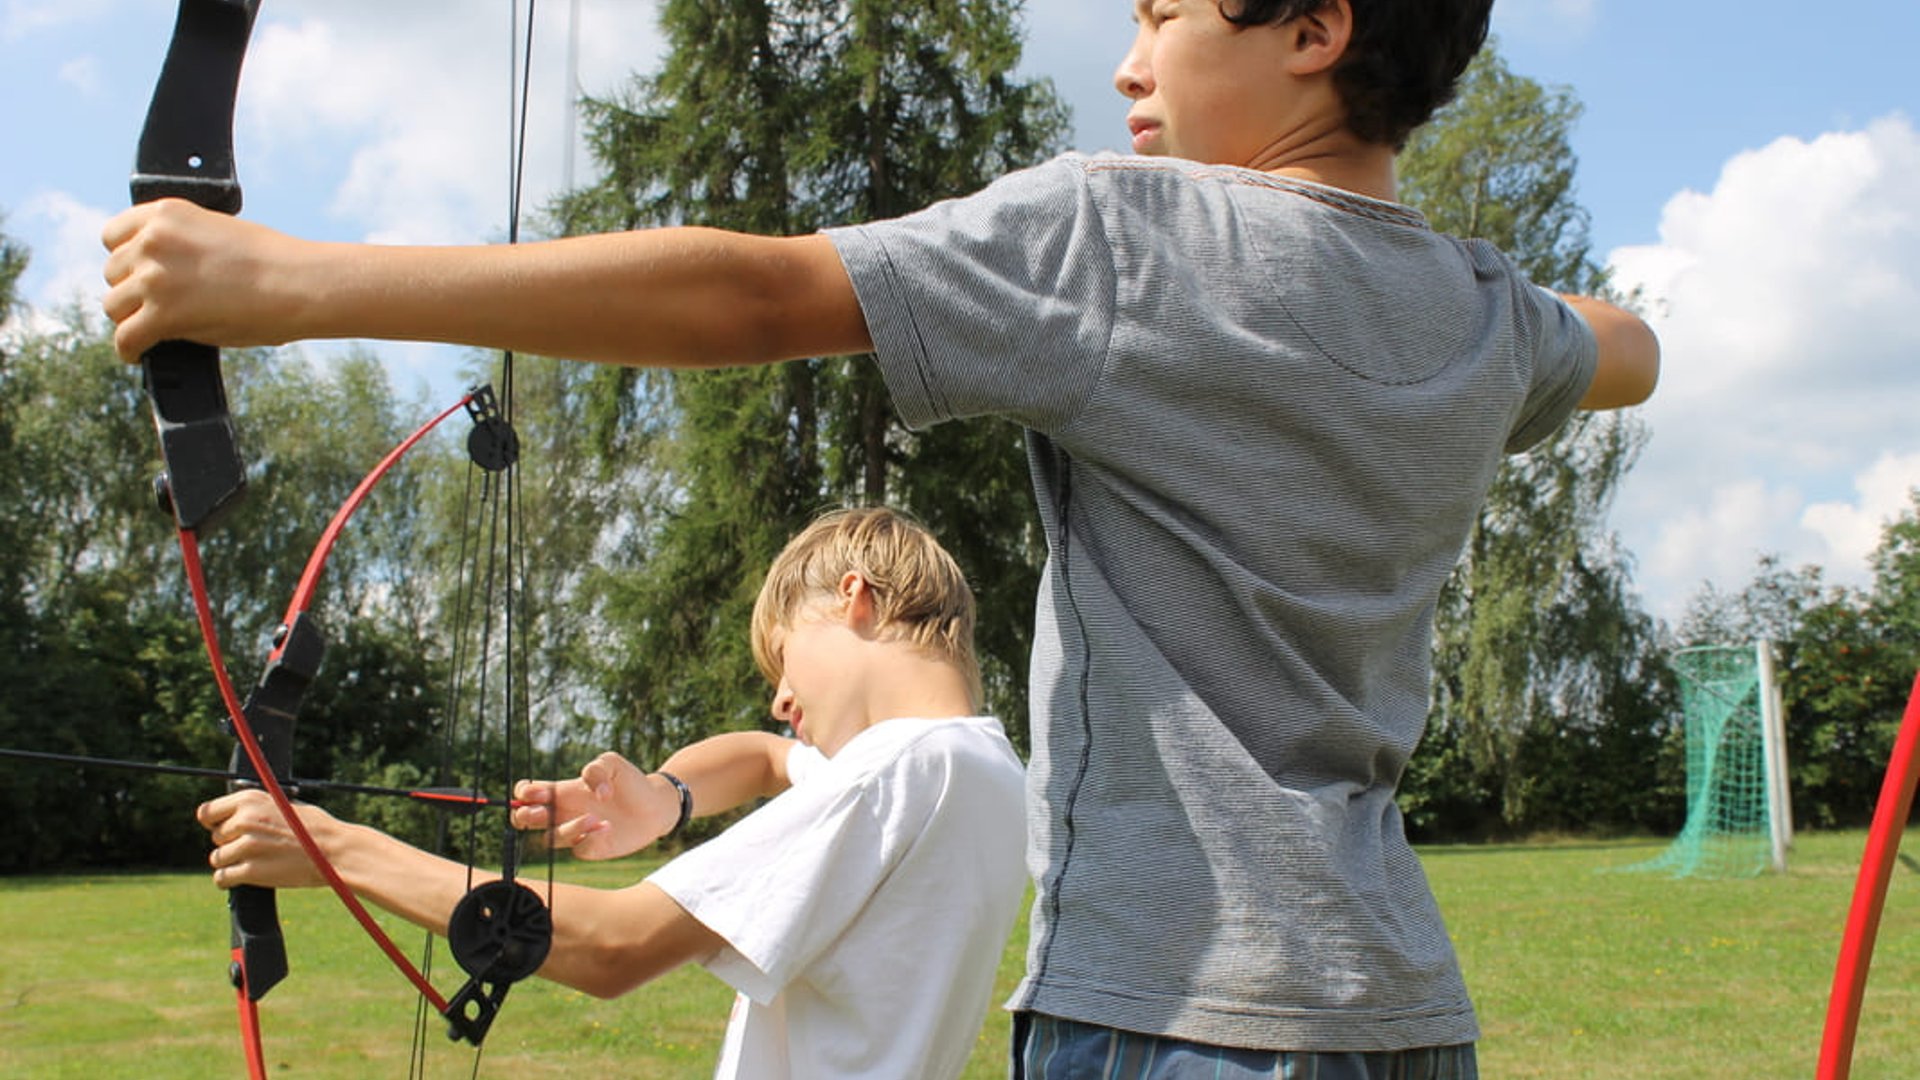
[200,507,1028,1080]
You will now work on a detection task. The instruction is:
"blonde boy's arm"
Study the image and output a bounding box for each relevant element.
[198,790,722,999]
[655,730,798,814]
[102,200,871,367]
[1562,293,1660,409]
[510,734,795,860]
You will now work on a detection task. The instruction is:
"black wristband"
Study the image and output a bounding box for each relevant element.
[658,771,693,838]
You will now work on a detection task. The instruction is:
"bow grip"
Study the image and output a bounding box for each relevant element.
[130,0,260,534]
[225,612,325,1002]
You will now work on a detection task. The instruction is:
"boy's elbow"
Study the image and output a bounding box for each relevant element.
[578,970,645,1001]
[542,941,663,1000]
[1624,334,1660,406]
[1586,322,1660,409]
[1566,296,1660,409]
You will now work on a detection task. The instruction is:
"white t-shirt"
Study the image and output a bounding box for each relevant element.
[647,716,1027,1080]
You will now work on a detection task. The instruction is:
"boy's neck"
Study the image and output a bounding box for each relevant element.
[1263,140,1399,203]
[816,649,977,757]
[863,650,978,725]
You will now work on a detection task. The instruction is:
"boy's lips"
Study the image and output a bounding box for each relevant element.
[1127,117,1161,153]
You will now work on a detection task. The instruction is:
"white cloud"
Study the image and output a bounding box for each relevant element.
[229,2,664,246]
[16,188,111,312]
[1801,452,1920,575]
[1,0,111,42]
[1641,479,1806,596]
[1608,114,1920,616]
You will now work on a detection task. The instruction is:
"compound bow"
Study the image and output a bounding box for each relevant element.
[126,1,553,1073]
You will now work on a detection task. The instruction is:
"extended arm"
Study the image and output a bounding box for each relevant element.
[510,733,797,860]
[1562,293,1660,409]
[102,200,872,369]
[197,791,723,999]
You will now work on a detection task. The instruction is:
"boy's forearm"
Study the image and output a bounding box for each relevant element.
[535,882,724,998]
[296,228,871,369]
[319,816,477,936]
[320,817,717,999]
[657,731,795,816]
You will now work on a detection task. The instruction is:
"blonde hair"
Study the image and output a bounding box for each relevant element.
[750,507,981,707]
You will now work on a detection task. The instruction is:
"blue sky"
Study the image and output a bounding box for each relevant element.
[3,0,1918,624]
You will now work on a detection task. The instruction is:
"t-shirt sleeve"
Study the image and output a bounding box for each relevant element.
[644,770,891,1004]
[1505,283,1598,453]
[824,156,1117,433]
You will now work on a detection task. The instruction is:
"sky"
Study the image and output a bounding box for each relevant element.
[2,0,1918,626]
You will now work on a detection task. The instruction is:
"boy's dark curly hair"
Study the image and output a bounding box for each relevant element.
[1223,0,1493,149]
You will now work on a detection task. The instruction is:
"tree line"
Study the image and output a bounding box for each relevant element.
[1,4,1913,871]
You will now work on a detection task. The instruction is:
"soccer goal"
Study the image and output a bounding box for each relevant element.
[1627,641,1793,878]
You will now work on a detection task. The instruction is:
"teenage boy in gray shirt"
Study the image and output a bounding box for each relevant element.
[107,1,1657,1075]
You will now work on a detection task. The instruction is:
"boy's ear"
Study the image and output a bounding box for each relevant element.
[1282,0,1354,77]
[837,571,878,632]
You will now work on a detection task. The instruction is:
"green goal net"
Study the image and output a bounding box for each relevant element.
[1625,645,1782,879]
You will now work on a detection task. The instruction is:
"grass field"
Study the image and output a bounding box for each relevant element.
[1,830,1913,1078]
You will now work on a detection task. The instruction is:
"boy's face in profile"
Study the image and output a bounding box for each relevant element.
[765,588,863,756]
[1115,1,1314,170]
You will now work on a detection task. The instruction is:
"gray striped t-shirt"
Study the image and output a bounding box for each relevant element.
[826,153,1596,1052]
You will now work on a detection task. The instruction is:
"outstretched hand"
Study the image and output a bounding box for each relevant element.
[197,789,333,891]
[511,753,679,861]
[101,198,305,363]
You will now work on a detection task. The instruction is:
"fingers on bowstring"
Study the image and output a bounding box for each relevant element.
[511,801,553,832]
[513,775,558,800]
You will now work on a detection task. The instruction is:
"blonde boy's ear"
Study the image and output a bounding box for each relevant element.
[1283,0,1354,77]
[837,571,877,630]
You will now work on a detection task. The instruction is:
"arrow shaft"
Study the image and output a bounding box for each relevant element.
[0,747,521,809]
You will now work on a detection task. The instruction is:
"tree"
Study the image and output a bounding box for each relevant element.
[1397,45,1670,837]
[1677,554,1831,649]
[553,0,1066,764]
[0,308,482,867]
[1667,496,1920,831]
[1777,493,1920,827]
[0,212,25,320]
[0,220,37,822]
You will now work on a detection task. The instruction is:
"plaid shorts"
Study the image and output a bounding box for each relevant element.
[1011,1013,1479,1080]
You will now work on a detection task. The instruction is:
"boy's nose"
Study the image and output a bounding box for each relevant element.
[1113,37,1152,99]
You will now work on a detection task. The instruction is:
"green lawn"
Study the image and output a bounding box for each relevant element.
[1,831,1912,1077]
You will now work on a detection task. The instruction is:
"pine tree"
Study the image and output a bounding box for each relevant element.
[553,1,1067,763]
[1397,46,1669,836]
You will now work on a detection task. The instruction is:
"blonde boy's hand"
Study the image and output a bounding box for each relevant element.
[101,198,307,363]
[197,789,333,891]
[512,753,679,861]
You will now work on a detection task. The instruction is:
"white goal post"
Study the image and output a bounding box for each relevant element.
[1757,640,1793,872]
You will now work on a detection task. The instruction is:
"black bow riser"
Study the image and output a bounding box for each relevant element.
[225,611,324,1001]
[131,0,262,533]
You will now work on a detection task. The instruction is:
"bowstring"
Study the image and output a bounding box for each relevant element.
[406,2,546,1075]
[504,0,558,996]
